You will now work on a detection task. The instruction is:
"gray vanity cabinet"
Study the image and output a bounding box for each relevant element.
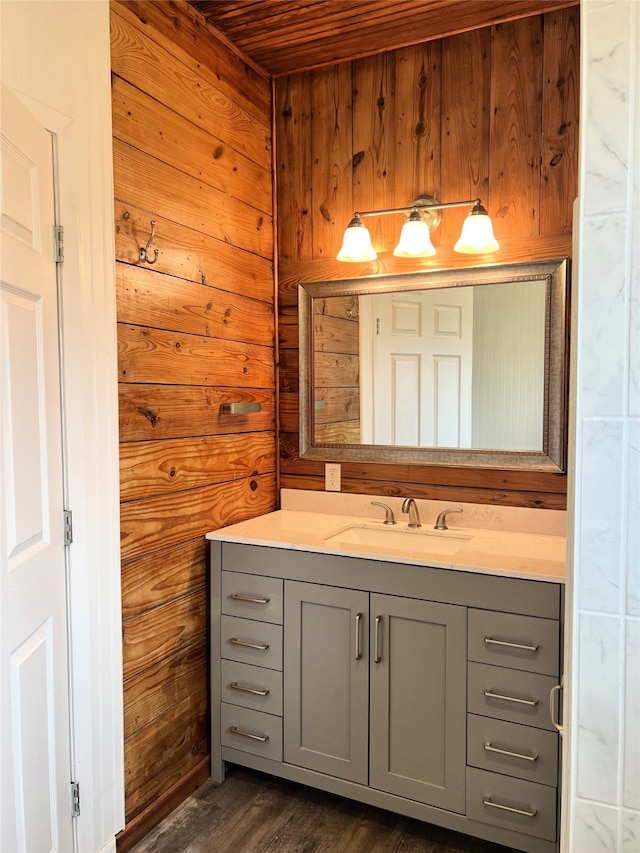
[369,594,466,812]
[211,541,563,853]
[283,581,369,783]
[283,584,467,812]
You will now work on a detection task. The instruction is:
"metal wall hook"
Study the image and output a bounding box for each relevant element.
[138,220,159,264]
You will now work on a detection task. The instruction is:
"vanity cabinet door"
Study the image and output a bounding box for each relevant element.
[369,594,467,813]
[283,581,369,784]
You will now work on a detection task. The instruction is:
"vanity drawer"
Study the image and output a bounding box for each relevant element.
[221,660,283,715]
[221,703,282,762]
[466,767,557,842]
[221,615,283,670]
[468,663,558,730]
[467,714,558,787]
[468,610,559,676]
[222,572,283,624]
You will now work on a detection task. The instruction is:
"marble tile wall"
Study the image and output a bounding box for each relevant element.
[569,1,640,850]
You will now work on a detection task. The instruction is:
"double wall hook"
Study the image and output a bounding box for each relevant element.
[138,220,159,264]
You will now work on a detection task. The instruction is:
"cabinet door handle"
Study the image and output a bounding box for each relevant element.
[484,741,539,762]
[355,612,362,660]
[229,682,269,697]
[229,593,270,605]
[374,615,382,663]
[550,683,563,734]
[229,637,269,651]
[483,798,537,818]
[484,690,538,707]
[484,637,539,653]
[229,726,269,743]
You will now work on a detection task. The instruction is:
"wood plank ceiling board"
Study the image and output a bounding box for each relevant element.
[188,0,580,76]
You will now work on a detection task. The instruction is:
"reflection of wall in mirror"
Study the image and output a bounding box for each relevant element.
[472,281,545,451]
[312,296,360,442]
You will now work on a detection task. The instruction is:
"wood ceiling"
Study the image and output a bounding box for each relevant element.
[188,0,579,76]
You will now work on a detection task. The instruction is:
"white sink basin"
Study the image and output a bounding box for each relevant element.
[323,524,472,558]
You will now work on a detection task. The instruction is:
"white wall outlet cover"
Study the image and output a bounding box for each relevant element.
[325,463,341,491]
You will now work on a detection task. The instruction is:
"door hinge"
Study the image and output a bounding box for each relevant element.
[63,510,73,545]
[55,225,64,263]
[71,781,80,818]
[376,317,380,335]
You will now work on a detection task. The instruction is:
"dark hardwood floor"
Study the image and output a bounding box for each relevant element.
[131,766,517,853]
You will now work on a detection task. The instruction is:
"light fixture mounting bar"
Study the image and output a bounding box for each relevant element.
[354,198,481,218]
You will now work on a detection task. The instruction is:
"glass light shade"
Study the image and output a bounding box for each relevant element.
[336,219,377,262]
[454,208,499,254]
[393,216,436,257]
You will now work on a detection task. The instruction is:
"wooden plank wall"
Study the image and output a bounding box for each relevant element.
[110,0,275,835]
[313,296,360,443]
[276,7,579,509]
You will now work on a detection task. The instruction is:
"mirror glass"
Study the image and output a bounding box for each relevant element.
[299,259,568,471]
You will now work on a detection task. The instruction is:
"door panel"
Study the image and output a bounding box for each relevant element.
[370,594,467,812]
[370,289,473,447]
[284,581,369,783]
[1,85,73,853]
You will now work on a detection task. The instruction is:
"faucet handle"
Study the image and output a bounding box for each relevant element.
[434,507,463,531]
[370,501,397,525]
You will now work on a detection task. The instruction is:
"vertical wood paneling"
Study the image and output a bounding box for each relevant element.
[353,53,396,253]
[276,74,313,263]
[111,0,275,831]
[440,29,491,246]
[394,42,442,236]
[310,64,353,260]
[276,9,578,509]
[540,6,580,235]
[489,17,544,239]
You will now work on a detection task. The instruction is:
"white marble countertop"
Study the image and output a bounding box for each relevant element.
[206,491,567,584]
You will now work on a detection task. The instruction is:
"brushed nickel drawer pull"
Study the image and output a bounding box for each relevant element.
[484,741,539,762]
[484,637,539,652]
[549,682,563,734]
[483,798,537,818]
[355,612,362,661]
[374,615,382,664]
[484,690,538,707]
[229,682,269,697]
[229,726,269,743]
[229,593,270,605]
[229,637,269,651]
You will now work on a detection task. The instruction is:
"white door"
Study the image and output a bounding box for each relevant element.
[366,289,473,447]
[1,86,74,853]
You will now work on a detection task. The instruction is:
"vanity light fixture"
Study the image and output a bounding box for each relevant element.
[336,195,499,262]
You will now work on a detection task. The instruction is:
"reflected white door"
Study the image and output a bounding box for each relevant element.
[1,86,74,853]
[368,289,473,447]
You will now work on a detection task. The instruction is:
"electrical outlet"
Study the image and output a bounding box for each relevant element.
[325,462,341,492]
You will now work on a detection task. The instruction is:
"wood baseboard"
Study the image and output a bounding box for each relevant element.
[116,756,211,852]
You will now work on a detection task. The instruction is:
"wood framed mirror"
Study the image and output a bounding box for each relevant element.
[299,259,569,472]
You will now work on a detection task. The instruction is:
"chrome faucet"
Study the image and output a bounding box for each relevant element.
[434,507,463,530]
[370,501,396,525]
[401,498,421,528]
